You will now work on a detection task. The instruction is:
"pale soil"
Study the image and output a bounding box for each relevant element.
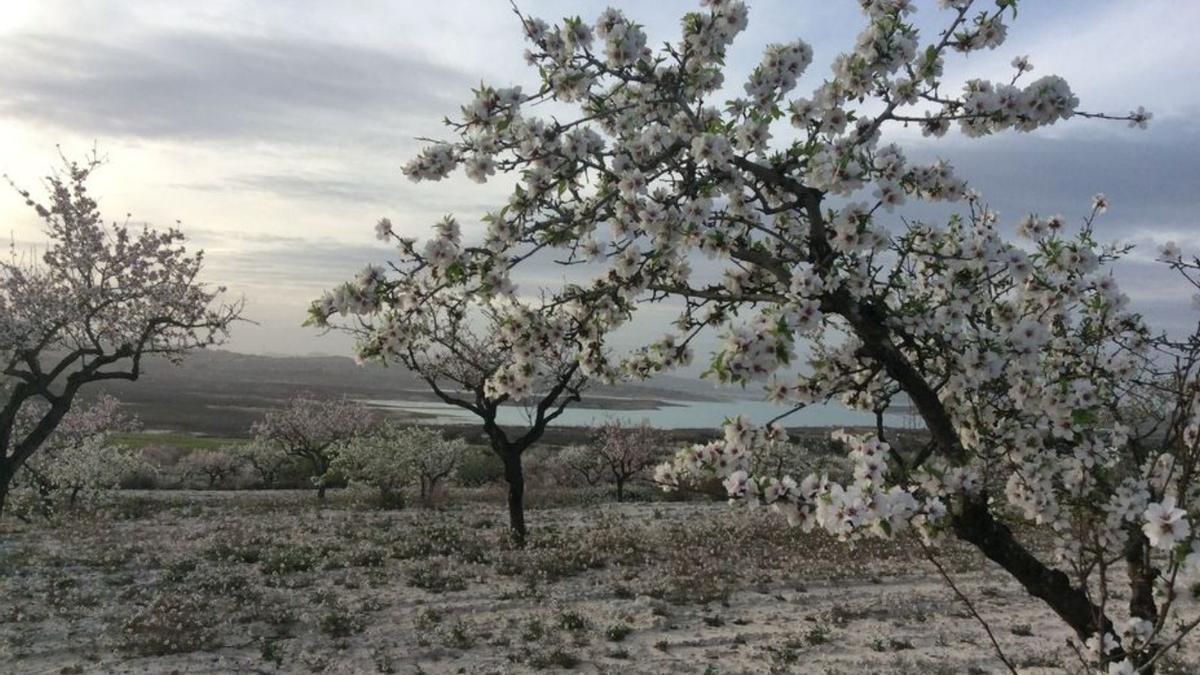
[1,490,1197,674]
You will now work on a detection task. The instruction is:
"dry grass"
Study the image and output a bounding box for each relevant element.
[1,490,1197,673]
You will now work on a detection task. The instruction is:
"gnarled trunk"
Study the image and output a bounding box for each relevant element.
[952,494,1114,642]
[503,453,527,546]
[0,456,18,520]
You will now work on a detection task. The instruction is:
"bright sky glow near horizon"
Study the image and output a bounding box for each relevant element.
[1,1,1197,365]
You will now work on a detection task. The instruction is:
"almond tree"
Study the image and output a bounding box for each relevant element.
[332,423,467,508]
[593,419,661,500]
[226,441,294,488]
[310,292,591,544]
[551,443,607,488]
[250,394,374,502]
[317,1,1189,669]
[406,426,467,504]
[0,155,240,518]
[16,393,142,513]
[179,448,240,488]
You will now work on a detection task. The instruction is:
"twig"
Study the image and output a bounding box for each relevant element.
[917,537,1019,675]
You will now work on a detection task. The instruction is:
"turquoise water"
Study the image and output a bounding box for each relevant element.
[366,397,912,430]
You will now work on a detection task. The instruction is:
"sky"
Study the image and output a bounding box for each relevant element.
[1,0,1197,362]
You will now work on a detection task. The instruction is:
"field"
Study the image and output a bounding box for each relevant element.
[5,490,1198,674]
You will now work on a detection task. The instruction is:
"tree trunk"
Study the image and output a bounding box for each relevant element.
[952,494,1115,643]
[0,458,14,520]
[310,455,328,503]
[616,477,625,502]
[379,486,405,510]
[503,453,527,546]
[1126,530,1159,672]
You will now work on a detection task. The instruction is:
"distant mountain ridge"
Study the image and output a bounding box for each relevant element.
[88,349,742,436]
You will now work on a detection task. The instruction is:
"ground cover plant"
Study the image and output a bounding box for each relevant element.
[7,489,1195,674]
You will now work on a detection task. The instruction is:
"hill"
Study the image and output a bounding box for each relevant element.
[87,350,736,436]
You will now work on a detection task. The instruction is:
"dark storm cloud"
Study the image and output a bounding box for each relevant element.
[0,30,470,142]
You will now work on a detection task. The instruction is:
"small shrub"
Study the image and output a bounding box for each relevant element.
[558,610,587,632]
[805,624,830,646]
[260,545,319,576]
[522,618,545,642]
[116,593,215,656]
[441,618,475,650]
[319,603,367,638]
[407,561,467,593]
[605,623,632,642]
[528,647,580,669]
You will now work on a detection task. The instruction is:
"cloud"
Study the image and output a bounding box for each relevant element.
[181,173,399,205]
[0,30,471,144]
[178,172,508,221]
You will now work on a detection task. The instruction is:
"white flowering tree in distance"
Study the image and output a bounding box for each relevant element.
[333,422,467,508]
[310,290,589,544]
[250,394,375,502]
[0,154,240,519]
[315,0,1198,670]
[593,419,663,500]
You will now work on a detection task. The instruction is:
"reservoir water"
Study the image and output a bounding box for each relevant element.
[365,397,914,430]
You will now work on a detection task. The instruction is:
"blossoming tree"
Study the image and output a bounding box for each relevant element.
[179,448,241,488]
[16,393,143,514]
[249,394,375,502]
[318,1,1196,669]
[551,443,607,488]
[310,291,591,543]
[593,419,662,500]
[0,155,240,518]
[333,422,467,508]
[226,440,295,488]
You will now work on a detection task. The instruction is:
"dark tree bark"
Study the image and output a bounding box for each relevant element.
[0,459,14,519]
[503,453,527,545]
[951,494,1115,642]
[378,485,405,510]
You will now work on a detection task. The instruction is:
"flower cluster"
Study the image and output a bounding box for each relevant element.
[656,421,946,542]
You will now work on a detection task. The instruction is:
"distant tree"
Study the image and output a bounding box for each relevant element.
[407,427,467,504]
[310,291,593,545]
[179,449,240,488]
[250,395,374,501]
[594,419,662,501]
[552,444,606,488]
[333,422,467,508]
[0,154,240,518]
[226,441,293,488]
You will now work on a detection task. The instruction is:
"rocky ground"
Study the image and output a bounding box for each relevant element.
[2,490,1198,674]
